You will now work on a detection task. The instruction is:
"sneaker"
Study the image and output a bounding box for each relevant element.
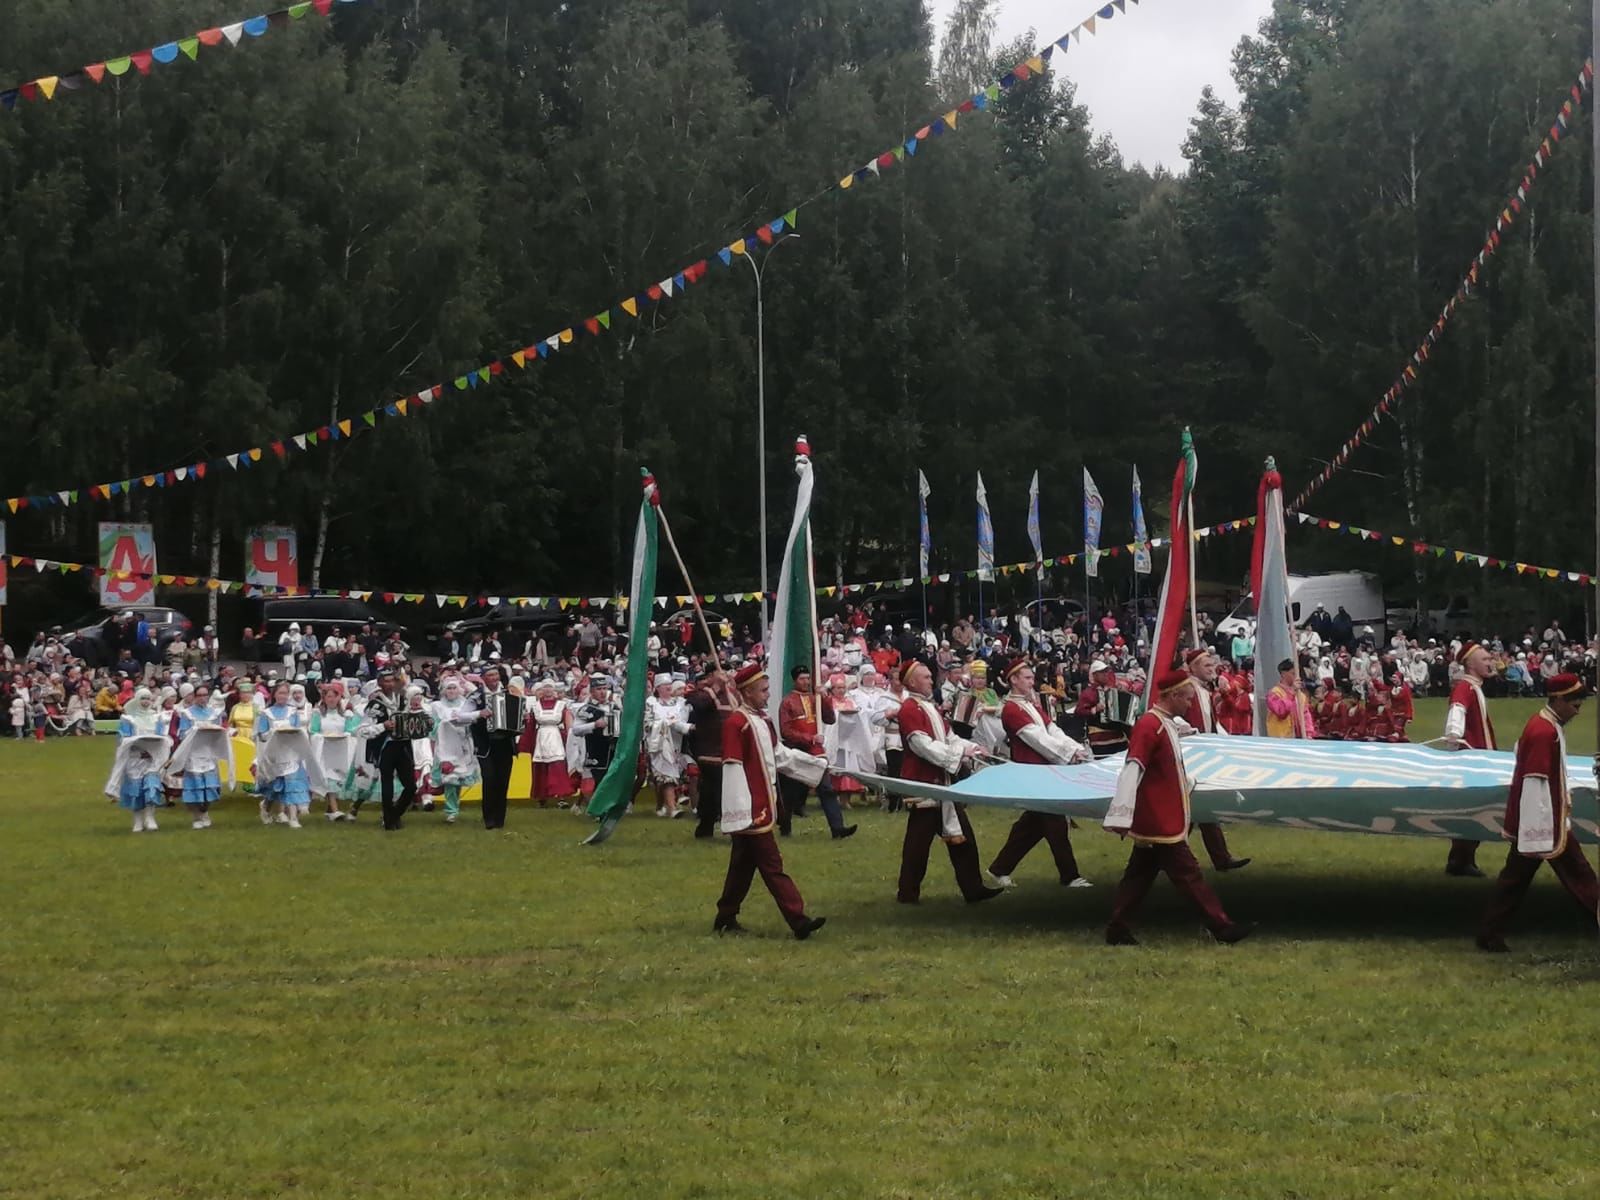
[655,806,667,818]
[988,872,1015,889]
[202,814,213,828]
[444,813,457,824]
[1066,877,1094,889]
[259,801,272,826]
[144,812,158,832]
[287,816,302,829]
[325,812,340,822]
[192,819,206,830]
[274,812,290,825]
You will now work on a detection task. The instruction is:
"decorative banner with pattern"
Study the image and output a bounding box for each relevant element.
[1,1,361,114]
[4,514,1256,615]
[1291,57,1595,512]
[4,2,1148,515]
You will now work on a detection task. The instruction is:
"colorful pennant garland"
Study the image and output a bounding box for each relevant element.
[1295,513,1594,587]
[4,3,1146,514]
[0,0,362,114]
[1291,57,1595,512]
[5,512,1256,613]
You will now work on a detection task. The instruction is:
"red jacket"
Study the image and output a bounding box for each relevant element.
[1001,698,1056,764]
[1506,708,1569,856]
[897,695,957,784]
[778,689,835,754]
[722,708,779,834]
[1449,679,1496,750]
[1123,712,1189,843]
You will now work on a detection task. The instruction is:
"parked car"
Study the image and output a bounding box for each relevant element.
[444,604,575,646]
[63,605,192,668]
[252,597,408,661]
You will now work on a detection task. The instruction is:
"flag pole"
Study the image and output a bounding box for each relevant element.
[655,506,723,672]
[1186,494,1201,649]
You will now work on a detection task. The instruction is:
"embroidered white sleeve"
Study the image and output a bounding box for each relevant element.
[907,729,962,773]
[1443,702,1467,743]
[1104,762,1143,833]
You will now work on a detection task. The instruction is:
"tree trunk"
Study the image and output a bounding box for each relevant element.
[208,501,222,631]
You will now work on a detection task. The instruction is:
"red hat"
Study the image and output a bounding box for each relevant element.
[1183,647,1210,666]
[1156,668,1192,694]
[1005,658,1032,680]
[1548,673,1584,699]
[734,664,766,691]
[1456,641,1485,665]
[900,659,923,684]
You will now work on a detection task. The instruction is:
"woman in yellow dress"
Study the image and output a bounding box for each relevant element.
[227,679,259,794]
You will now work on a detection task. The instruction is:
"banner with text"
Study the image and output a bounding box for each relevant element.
[246,526,299,590]
[98,523,157,605]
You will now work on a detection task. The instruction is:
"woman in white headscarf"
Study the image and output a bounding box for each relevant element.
[518,678,576,807]
[645,675,691,818]
[104,688,171,832]
[310,680,363,821]
[168,683,233,829]
[430,674,481,825]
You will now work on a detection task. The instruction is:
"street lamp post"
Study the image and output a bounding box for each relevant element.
[739,234,800,645]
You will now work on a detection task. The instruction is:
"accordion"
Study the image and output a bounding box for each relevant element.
[1101,687,1140,728]
[486,693,525,734]
[952,691,978,726]
[393,710,433,741]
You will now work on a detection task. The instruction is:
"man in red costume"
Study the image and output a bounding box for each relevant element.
[1177,648,1251,871]
[713,663,828,940]
[776,665,854,839]
[895,661,1003,905]
[1442,642,1496,877]
[1102,669,1250,946]
[1476,673,1598,952]
[986,660,1092,890]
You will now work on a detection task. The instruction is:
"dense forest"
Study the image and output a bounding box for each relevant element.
[0,0,1595,627]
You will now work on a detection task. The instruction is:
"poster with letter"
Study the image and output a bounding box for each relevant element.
[246,526,299,590]
[98,523,157,605]
[0,521,7,605]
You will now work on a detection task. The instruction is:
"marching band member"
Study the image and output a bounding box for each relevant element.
[1476,673,1600,952]
[1179,648,1250,872]
[256,680,323,828]
[714,663,828,940]
[309,681,362,821]
[1442,642,1496,877]
[894,661,1002,905]
[686,666,732,839]
[360,670,416,831]
[1102,670,1250,946]
[985,661,1092,890]
[169,684,232,829]
[645,675,692,818]
[104,688,170,832]
[570,674,620,804]
[430,675,481,825]
[472,666,520,830]
[519,679,576,808]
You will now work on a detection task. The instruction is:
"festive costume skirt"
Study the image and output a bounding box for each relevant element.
[262,767,312,807]
[119,772,164,810]
[182,768,222,806]
[531,760,575,798]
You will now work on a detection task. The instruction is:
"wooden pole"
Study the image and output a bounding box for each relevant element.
[655,506,723,673]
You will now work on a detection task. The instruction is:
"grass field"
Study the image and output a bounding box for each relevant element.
[6,697,1600,1199]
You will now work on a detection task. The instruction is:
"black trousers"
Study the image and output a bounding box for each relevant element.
[480,737,515,829]
[778,774,844,835]
[379,740,417,830]
[694,760,723,837]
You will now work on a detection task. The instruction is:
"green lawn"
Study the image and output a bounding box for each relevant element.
[5,697,1600,1199]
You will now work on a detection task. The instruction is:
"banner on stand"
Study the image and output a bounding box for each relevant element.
[246,526,299,590]
[98,523,157,605]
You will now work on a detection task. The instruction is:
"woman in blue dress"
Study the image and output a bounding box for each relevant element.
[170,684,234,829]
[103,688,171,833]
[256,681,315,828]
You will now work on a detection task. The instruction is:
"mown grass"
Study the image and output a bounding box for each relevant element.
[4,697,1600,1199]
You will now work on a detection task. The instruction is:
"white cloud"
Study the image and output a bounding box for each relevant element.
[927,0,1275,170]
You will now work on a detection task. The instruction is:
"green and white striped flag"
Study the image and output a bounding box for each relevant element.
[583,468,660,843]
[767,437,818,691]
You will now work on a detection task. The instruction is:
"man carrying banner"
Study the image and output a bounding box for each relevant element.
[1476,673,1599,952]
[986,660,1093,890]
[1103,670,1251,946]
[895,661,1004,905]
[1441,642,1495,877]
[1178,648,1251,871]
[715,664,828,940]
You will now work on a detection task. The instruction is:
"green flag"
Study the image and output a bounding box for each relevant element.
[583,469,660,844]
[767,437,817,690]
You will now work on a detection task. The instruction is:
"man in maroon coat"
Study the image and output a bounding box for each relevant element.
[1476,673,1599,952]
[1443,641,1497,877]
[714,663,827,940]
[1102,670,1251,947]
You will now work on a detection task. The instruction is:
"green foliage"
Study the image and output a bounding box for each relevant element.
[0,0,1594,625]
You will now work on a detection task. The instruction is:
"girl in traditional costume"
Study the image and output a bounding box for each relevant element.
[430,675,481,825]
[256,681,322,828]
[169,683,233,828]
[645,676,692,818]
[519,679,576,806]
[310,680,363,821]
[104,688,170,832]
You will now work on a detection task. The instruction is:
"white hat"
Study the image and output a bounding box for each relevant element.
[289,623,301,633]
[1090,660,1109,674]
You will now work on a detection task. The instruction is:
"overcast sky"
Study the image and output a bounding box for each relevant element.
[927,0,1275,170]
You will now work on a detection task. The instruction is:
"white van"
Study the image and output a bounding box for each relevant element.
[1216,572,1385,641]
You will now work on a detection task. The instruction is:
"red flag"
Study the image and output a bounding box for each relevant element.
[1143,431,1198,708]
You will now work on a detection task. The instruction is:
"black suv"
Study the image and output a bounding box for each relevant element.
[252,598,408,660]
